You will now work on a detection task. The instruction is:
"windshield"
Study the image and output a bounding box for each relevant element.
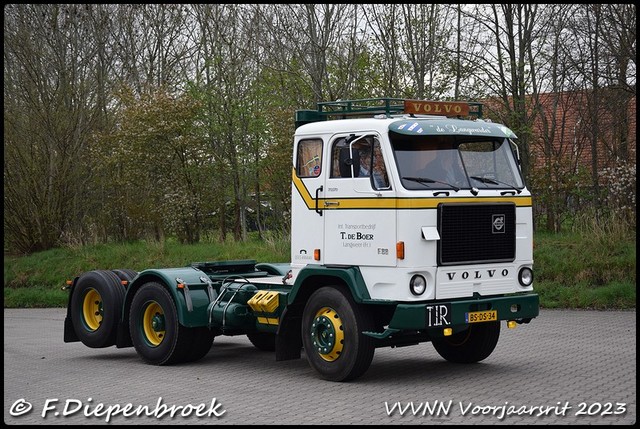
[390,133,524,191]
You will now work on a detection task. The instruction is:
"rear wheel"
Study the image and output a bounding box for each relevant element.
[432,321,500,363]
[129,282,192,365]
[111,269,138,285]
[183,327,215,362]
[301,287,375,382]
[70,270,125,348]
[247,332,276,352]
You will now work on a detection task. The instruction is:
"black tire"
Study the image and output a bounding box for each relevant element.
[301,286,375,382]
[247,332,276,352]
[432,321,501,363]
[183,327,215,362]
[70,270,125,348]
[129,282,193,365]
[111,269,138,284]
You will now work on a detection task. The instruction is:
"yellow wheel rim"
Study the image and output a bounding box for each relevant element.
[311,307,345,362]
[142,301,165,347]
[82,288,103,331]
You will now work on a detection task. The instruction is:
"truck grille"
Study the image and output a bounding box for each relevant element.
[437,203,515,266]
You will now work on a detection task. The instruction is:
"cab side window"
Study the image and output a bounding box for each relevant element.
[372,139,390,190]
[330,136,390,190]
[296,139,323,177]
[330,137,372,179]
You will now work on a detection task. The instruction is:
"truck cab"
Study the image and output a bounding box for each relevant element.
[291,99,534,302]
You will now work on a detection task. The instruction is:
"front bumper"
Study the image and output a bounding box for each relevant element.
[365,293,539,339]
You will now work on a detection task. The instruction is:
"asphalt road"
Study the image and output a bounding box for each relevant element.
[3,308,636,425]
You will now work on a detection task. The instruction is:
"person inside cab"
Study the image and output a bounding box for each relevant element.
[357,144,372,178]
[415,148,466,187]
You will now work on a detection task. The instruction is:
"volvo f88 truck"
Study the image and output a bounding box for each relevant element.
[64,98,539,382]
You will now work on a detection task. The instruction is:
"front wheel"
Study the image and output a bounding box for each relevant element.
[301,287,375,382]
[432,321,500,363]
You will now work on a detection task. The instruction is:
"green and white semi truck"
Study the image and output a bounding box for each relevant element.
[64,98,539,382]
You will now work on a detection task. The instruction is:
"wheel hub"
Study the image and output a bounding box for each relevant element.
[142,301,166,347]
[151,315,165,331]
[82,288,103,332]
[311,307,345,362]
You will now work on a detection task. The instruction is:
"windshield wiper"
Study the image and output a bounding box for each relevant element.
[403,176,460,192]
[470,176,521,194]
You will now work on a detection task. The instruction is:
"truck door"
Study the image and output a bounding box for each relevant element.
[291,138,325,267]
[323,134,397,267]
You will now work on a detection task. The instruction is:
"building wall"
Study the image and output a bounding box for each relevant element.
[530,90,636,173]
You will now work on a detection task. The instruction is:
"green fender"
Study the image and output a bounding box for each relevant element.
[287,265,371,305]
[123,267,211,328]
[255,262,291,276]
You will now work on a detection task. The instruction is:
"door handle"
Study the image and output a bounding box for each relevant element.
[315,186,323,216]
[324,201,340,207]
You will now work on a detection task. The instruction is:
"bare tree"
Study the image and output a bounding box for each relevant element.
[599,4,636,161]
[527,5,587,232]
[361,5,405,96]
[253,4,357,102]
[460,4,550,180]
[191,4,267,241]
[401,4,456,99]
[111,4,192,95]
[4,4,109,252]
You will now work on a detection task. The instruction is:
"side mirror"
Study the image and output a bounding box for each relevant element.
[339,147,360,177]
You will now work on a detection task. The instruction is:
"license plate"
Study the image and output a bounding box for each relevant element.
[465,310,497,323]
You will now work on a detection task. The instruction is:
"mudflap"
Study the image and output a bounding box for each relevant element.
[115,320,133,348]
[63,277,80,343]
[275,304,303,361]
[63,315,79,343]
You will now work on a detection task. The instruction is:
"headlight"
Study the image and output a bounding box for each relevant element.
[518,267,533,287]
[410,275,426,295]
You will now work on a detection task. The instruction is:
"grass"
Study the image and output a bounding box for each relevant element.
[4,234,290,308]
[4,230,636,309]
[532,230,636,309]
